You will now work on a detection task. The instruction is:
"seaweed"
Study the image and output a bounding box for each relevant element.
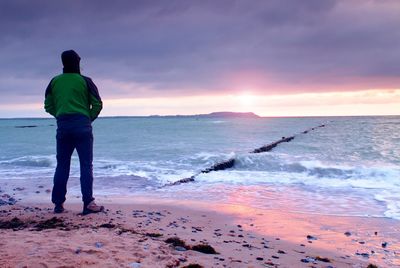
[34,217,66,231]
[146,232,163,237]
[165,237,188,248]
[182,264,204,268]
[99,223,116,228]
[315,256,331,262]
[0,217,26,230]
[191,244,218,254]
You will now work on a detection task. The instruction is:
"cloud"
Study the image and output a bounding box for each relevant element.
[0,0,399,104]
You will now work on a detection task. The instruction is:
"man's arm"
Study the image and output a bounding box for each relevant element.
[44,80,56,117]
[83,76,103,121]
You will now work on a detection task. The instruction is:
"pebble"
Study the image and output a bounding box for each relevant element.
[344,231,352,237]
[355,252,370,258]
[95,242,103,248]
[175,246,187,251]
[307,235,317,241]
[129,262,141,268]
[382,242,388,248]
[301,257,315,263]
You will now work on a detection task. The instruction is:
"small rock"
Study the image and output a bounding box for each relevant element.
[301,257,315,263]
[95,242,103,248]
[256,257,263,261]
[344,231,351,237]
[307,235,317,241]
[382,242,388,248]
[355,252,370,258]
[175,246,187,251]
[129,262,141,268]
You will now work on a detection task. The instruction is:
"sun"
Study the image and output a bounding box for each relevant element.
[236,92,255,107]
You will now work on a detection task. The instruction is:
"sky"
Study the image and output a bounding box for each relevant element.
[0,0,399,117]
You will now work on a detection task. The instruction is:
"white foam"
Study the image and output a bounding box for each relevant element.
[0,155,56,168]
[374,191,400,220]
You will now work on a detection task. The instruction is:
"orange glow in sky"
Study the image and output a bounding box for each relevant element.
[98,89,400,117]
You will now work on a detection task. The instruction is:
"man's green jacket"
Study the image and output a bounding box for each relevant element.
[44,73,102,121]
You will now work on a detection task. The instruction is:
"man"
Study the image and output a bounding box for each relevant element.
[44,50,104,215]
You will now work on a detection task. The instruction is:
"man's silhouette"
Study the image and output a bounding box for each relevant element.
[44,50,104,215]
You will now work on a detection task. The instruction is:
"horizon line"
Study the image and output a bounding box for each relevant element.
[1,114,399,120]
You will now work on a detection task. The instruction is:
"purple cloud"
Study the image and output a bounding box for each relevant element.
[0,0,399,104]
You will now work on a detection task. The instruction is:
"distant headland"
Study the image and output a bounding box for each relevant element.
[149,111,261,118]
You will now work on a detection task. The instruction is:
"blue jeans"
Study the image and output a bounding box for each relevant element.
[52,114,95,206]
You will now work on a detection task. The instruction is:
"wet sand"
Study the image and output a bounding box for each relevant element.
[1,196,399,268]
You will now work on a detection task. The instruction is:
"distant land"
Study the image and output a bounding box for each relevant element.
[149,111,261,118]
[1,112,261,120]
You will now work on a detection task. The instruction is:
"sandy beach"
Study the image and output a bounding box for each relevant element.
[1,193,399,268]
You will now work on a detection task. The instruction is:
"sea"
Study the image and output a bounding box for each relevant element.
[0,116,399,220]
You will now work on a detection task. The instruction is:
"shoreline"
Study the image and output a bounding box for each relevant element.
[1,197,399,267]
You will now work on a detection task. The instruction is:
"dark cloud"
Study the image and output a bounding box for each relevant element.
[0,0,399,104]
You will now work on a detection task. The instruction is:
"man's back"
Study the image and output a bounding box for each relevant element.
[45,73,102,121]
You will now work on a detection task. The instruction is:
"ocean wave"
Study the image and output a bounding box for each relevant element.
[374,191,400,220]
[233,153,400,183]
[0,156,55,168]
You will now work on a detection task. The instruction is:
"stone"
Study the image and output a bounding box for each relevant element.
[129,262,141,268]
[344,231,351,236]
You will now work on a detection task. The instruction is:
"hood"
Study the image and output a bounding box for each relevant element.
[61,50,81,74]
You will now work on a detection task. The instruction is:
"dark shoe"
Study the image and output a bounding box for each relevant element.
[82,201,104,215]
[54,204,64,214]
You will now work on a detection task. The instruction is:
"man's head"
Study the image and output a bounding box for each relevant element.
[61,50,81,74]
